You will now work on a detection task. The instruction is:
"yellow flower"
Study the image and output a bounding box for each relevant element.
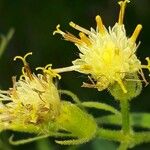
[0,52,61,127]
[53,0,150,93]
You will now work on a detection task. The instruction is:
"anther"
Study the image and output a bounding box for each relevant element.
[95,15,105,35]
[79,32,91,46]
[130,24,142,43]
[69,21,92,35]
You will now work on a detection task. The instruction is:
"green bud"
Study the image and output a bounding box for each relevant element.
[55,101,97,145]
[109,74,142,101]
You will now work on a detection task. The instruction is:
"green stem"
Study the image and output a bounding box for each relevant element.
[97,128,123,142]
[120,100,130,134]
[118,143,128,150]
[134,131,150,146]
[82,101,120,115]
[59,90,82,105]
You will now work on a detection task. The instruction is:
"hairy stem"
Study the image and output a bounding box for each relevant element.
[118,143,128,150]
[120,100,130,134]
[134,131,150,146]
[97,128,123,142]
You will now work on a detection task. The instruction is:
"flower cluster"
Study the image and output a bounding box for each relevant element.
[0,53,61,130]
[0,53,97,145]
[54,0,150,93]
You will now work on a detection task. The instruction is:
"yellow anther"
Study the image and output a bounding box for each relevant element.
[118,0,130,25]
[95,15,105,35]
[69,21,92,35]
[53,24,65,36]
[79,32,91,46]
[130,24,142,43]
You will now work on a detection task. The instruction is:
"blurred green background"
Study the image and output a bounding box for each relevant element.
[0,0,150,149]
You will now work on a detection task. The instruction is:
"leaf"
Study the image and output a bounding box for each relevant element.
[97,113,150,129]
[0,28,15,58]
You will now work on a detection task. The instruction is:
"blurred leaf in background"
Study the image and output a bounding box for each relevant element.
[0,28,14,58]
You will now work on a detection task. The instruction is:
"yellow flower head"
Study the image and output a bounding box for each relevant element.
[0,52,61,127]
[54,0,150,93]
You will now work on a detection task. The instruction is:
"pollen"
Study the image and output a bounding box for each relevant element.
[54,0,150,93]
[0,53,61,127]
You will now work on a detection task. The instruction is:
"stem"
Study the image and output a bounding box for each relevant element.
[82,101,120,115]
[134,131,150,146]
[118,143,128,150]
[120,100,130,134]
[97,128,123,142]
[59,90,81,105]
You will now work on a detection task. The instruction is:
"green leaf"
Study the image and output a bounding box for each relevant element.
[0,28,15,58]
[97,113,150,129]
[9,132,72,145]
[109,73,142,101]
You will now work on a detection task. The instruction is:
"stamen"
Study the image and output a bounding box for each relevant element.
[20,75,26,80]
[44,69,61,79]
[53,24,85,45]
[116,78,127,93]
[0,90,9,94]
[79,32,91,46]
[53,24,65,36]
[118,0,130,25]
[81,82,96,88]
[130,24,142,43]
[64,32,83,45]
[138,69,149,86]
[69,21,92,35]
[141,57,150,71]
[36,67,44,71]
[45,64,52,69]
[12,76,17,90]
[95,15,105,35]
[14,52,33,80]
[145,57,150,71]
[36,65,61,79]
[14,52,32,66]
